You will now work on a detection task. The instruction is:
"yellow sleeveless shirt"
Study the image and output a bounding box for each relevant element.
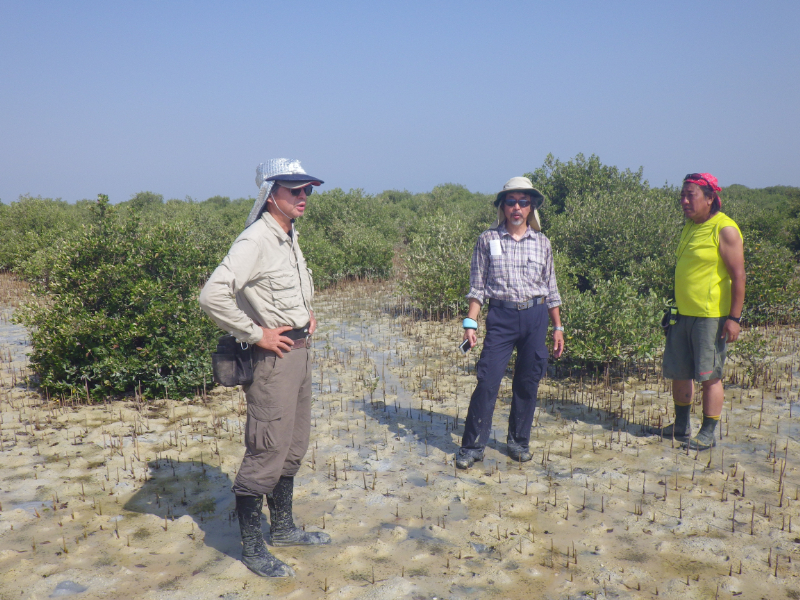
[674,212,742,317]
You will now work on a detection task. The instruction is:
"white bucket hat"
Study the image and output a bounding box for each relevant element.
[491,176,545,231]
[244,158,324,228]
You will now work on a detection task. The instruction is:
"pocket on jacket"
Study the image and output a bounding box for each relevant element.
[488,255,505,286]
[526,257,545,281]
[269,272,302,310]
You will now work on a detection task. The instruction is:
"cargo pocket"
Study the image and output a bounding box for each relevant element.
[715,331,727,370]
[245,404,283,454]
[531,346,550,382]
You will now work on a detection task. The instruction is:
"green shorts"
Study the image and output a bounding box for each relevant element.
[662,315,727,382]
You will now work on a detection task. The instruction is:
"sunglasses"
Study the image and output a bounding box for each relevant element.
[280,184,314,197]
[503,197,532,208]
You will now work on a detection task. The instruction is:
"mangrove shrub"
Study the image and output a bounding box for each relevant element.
[15,196,228,399]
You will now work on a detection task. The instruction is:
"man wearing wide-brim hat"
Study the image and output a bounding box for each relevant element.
[456,176,564,469]
[200,158,330,577]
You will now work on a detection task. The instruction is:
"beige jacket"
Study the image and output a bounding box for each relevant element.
[199,212,314,344]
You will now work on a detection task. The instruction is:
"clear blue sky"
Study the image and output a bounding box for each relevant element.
[2,1,799,204]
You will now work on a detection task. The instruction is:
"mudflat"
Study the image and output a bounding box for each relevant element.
[1,279,799,599]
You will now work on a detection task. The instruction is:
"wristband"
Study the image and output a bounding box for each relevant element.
[727,315,741,324]
[462,318,478,330]
[554,326,564,332]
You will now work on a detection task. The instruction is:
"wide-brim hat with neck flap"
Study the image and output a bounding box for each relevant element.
[245,158,324,228]
[492,176,545,231]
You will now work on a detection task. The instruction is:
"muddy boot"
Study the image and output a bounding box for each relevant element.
[455,448,484,470]
[648,403,691,439]
[685,416,718,451]
[236,495,294,577]
[506,441,533,462]
[267,476,331,547]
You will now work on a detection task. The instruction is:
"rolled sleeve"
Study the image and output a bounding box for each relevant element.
[465,237,488,304]
[544,245,562,309]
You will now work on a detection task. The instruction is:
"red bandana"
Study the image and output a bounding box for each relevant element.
[684,173,721,192]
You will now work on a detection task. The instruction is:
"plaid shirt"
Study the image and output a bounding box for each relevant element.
[467,223,561,308]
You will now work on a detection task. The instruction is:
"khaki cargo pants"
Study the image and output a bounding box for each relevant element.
[231,346,311,497]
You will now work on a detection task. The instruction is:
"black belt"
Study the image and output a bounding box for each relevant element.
[284,323,311,341]
[488,297,545,310]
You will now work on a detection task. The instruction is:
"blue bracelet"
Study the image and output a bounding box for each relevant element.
[463,318,478,330]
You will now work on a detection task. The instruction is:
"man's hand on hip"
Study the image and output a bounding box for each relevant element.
[552,330,564,359]
[256,325,294,358]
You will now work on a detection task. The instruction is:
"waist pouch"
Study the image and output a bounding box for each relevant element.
[661,305,679,334]
[211,334,253,386]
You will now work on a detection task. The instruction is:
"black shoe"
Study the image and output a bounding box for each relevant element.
[647,422,692,440]
[507,445,533,462]
[455,449,484,470]
[236,495,295,577]
[267,476,331,547]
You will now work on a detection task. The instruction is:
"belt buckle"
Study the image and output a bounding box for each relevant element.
[516,301,526,311]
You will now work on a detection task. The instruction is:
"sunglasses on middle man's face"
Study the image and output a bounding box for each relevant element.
[503,197,532,208]
[284,184,314,197]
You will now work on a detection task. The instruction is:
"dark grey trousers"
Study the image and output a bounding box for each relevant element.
[461,302,549,454]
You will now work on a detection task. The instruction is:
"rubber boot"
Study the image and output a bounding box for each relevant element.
[648,404,691,439]
[267,476,331,546]
[236,495,294,577]
[685,416,718,451]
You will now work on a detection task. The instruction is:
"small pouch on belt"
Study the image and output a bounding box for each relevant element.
[660,304,678,334]
[212,334,253,386]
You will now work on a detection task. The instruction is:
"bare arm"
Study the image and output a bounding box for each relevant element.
[719,226,745,342]
[548,306,564,358]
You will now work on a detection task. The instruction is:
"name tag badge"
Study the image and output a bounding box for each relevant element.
[489,239,502,256]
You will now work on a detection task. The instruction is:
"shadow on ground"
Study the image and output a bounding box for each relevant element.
[124,459,242,560]
[353,390,661,463]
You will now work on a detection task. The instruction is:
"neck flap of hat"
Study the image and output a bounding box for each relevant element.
[245,158,308,229]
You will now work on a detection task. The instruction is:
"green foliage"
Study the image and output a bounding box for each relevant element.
[722,184,796,247]
[127,191,164,211]
[741,238,800,324]
[298,188,399,286]
[559,275,663,366]
[400,211,475,315]
[526,153,650,216]
[14,198,228,399]
[5,159,799,391]
[545,188,681,297]
[397,185,495,315]
[0,195,93,271]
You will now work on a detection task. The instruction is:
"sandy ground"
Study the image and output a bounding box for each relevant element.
[2,276,800,600]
